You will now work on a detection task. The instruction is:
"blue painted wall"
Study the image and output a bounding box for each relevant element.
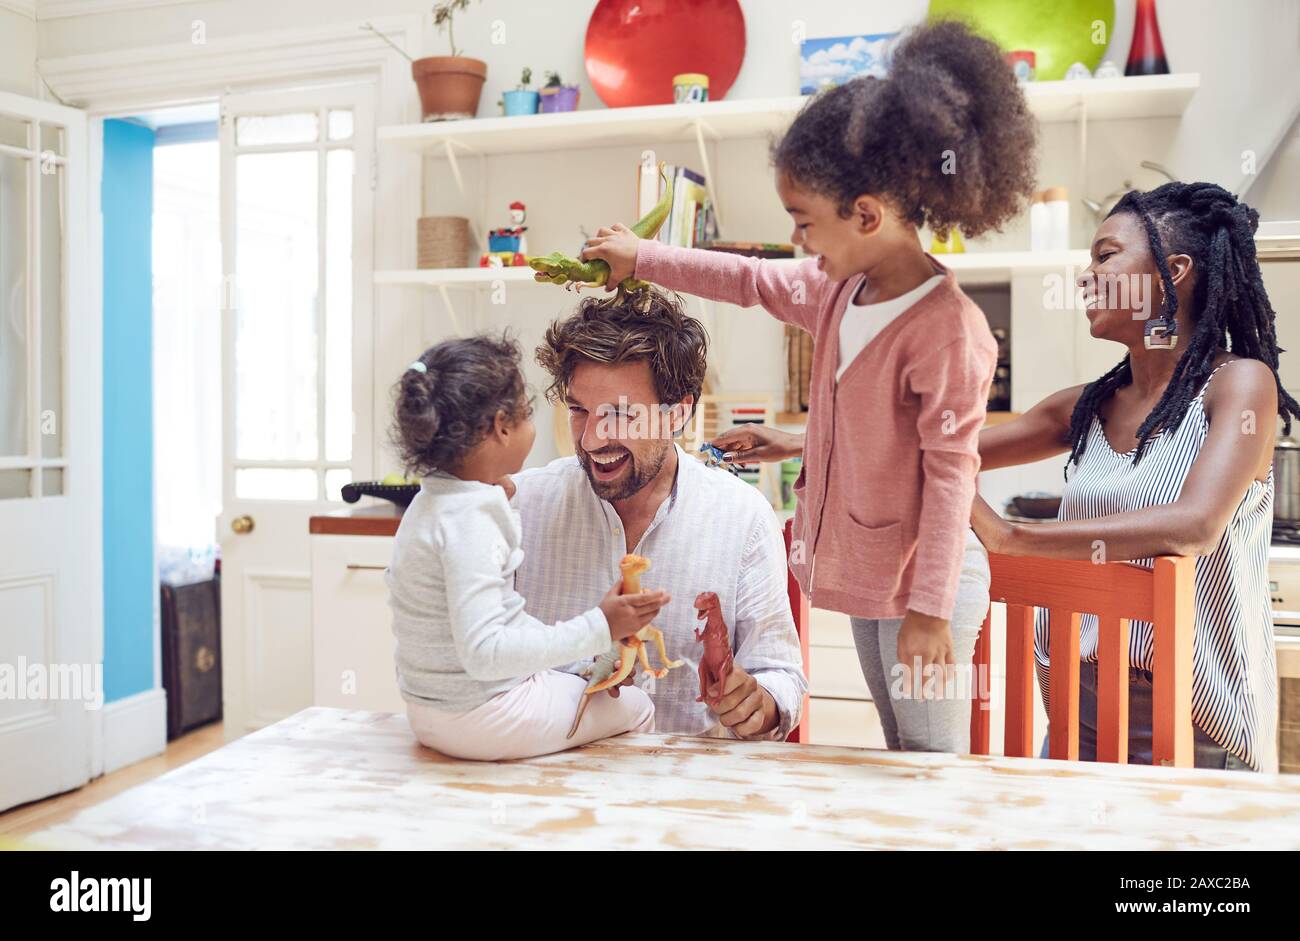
[101,119,156,704]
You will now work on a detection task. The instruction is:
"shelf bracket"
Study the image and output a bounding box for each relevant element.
[442,139,466,197]
[441,139,484,250]
[436,283,467,337]
[692,119,723,236]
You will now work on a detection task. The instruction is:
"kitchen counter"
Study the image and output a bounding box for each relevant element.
[309,504,403,537]
[30,707,1300,850]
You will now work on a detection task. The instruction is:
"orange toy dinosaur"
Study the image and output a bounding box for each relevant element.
[693,591,734,706]
[566,554,684,739]
[588,555,684,690]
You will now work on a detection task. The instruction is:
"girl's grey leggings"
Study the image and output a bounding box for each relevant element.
[849,530,991,754]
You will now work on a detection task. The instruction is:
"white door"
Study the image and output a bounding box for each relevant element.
[218,85,374,738]
[0,93,95,811]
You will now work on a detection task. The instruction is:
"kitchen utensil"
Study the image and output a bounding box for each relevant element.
[1010,492,1063,519]
[1081,161,1177,222]
[1276,439,1300,522]
[341,481,421,509]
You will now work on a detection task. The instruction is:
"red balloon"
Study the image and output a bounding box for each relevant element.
[584,0,747,108]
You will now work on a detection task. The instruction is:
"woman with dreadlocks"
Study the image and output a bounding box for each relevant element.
[972,181,1296,772]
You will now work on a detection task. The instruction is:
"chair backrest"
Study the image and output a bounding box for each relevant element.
[970,552,1196,767]
[782,518,811,743]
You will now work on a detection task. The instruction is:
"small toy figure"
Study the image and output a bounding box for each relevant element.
[505,201,528,256]
[693,591,734,706]
[698,442,741,475]
[478,200,529,267]
[566,554,685,739]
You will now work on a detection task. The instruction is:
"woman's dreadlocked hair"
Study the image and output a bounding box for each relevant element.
[1064,181,1300,474]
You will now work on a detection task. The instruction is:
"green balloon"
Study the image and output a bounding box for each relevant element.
[928,0,1115,81]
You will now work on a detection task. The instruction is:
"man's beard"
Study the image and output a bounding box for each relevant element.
[578,443,670,501]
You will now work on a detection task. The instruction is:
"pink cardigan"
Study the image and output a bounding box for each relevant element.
[636,240,997,620]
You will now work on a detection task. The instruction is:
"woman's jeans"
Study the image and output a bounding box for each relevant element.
[1040,661,1252,771]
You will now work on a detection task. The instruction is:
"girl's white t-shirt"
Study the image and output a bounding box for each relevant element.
[836,273,945,381]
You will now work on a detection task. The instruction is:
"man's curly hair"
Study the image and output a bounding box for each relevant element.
[773,18,1038,238]
[536,289,708,412]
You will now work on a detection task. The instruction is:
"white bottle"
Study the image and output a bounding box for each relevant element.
[1029,190,1048,252]
[1044,186,1070,251]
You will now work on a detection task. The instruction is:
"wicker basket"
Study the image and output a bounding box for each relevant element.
[417,216,471,269]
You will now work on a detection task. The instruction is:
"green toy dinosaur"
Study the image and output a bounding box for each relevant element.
[529,162,672,299]
[566,644,621,740]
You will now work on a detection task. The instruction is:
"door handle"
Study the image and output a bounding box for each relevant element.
[346,564,387,571]
[231,515,255,534]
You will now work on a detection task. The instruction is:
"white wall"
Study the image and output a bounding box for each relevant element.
[0,6,37,97]
[1252,114,1300,221]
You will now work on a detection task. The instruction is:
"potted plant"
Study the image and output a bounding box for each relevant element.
[501,67,539,116]
[538,70,580,113]
[412,0,488,122]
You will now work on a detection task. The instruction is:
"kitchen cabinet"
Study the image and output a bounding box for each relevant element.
[308,511,405,715]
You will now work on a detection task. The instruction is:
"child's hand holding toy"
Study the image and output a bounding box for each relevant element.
[579,222,640,291]
[709,425,805,466]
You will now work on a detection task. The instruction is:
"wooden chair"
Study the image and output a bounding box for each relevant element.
[970,552,1196,766]
[782,518,811,743]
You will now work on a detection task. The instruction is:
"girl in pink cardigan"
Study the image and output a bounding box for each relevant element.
[580,21,1037,753]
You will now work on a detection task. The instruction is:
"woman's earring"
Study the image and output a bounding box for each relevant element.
[1143,274,1177,350]
[1143,317,1178,350]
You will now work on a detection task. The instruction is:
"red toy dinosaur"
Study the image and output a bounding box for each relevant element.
[693,591,734,706]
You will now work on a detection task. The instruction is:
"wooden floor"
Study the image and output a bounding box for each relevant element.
[0,722,227,842]
[28,707,1300,850]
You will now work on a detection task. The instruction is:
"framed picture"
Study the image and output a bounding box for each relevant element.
[799,33,899,94]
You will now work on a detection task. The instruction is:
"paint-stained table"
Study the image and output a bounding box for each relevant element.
[32,708,1300,850]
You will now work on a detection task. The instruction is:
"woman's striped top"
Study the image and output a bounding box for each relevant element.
[1034,360,1278,771]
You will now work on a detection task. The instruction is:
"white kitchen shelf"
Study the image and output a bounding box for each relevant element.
[937,249,1092,285]
[375,249,1093,289]
[374,266,537,286]
[1023,72,1199,121]
[378,74,1199,156]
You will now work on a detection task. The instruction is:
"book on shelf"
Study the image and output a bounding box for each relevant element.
[635,162,715,248]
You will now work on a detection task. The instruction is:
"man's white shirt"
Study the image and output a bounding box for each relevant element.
[512,445,807,739]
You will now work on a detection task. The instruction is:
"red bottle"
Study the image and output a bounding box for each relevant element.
[1126,0,1170,76]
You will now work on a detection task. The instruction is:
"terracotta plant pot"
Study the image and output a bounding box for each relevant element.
[412,56,487,121]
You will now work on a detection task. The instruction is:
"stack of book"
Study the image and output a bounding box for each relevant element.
[636,162,717,248]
